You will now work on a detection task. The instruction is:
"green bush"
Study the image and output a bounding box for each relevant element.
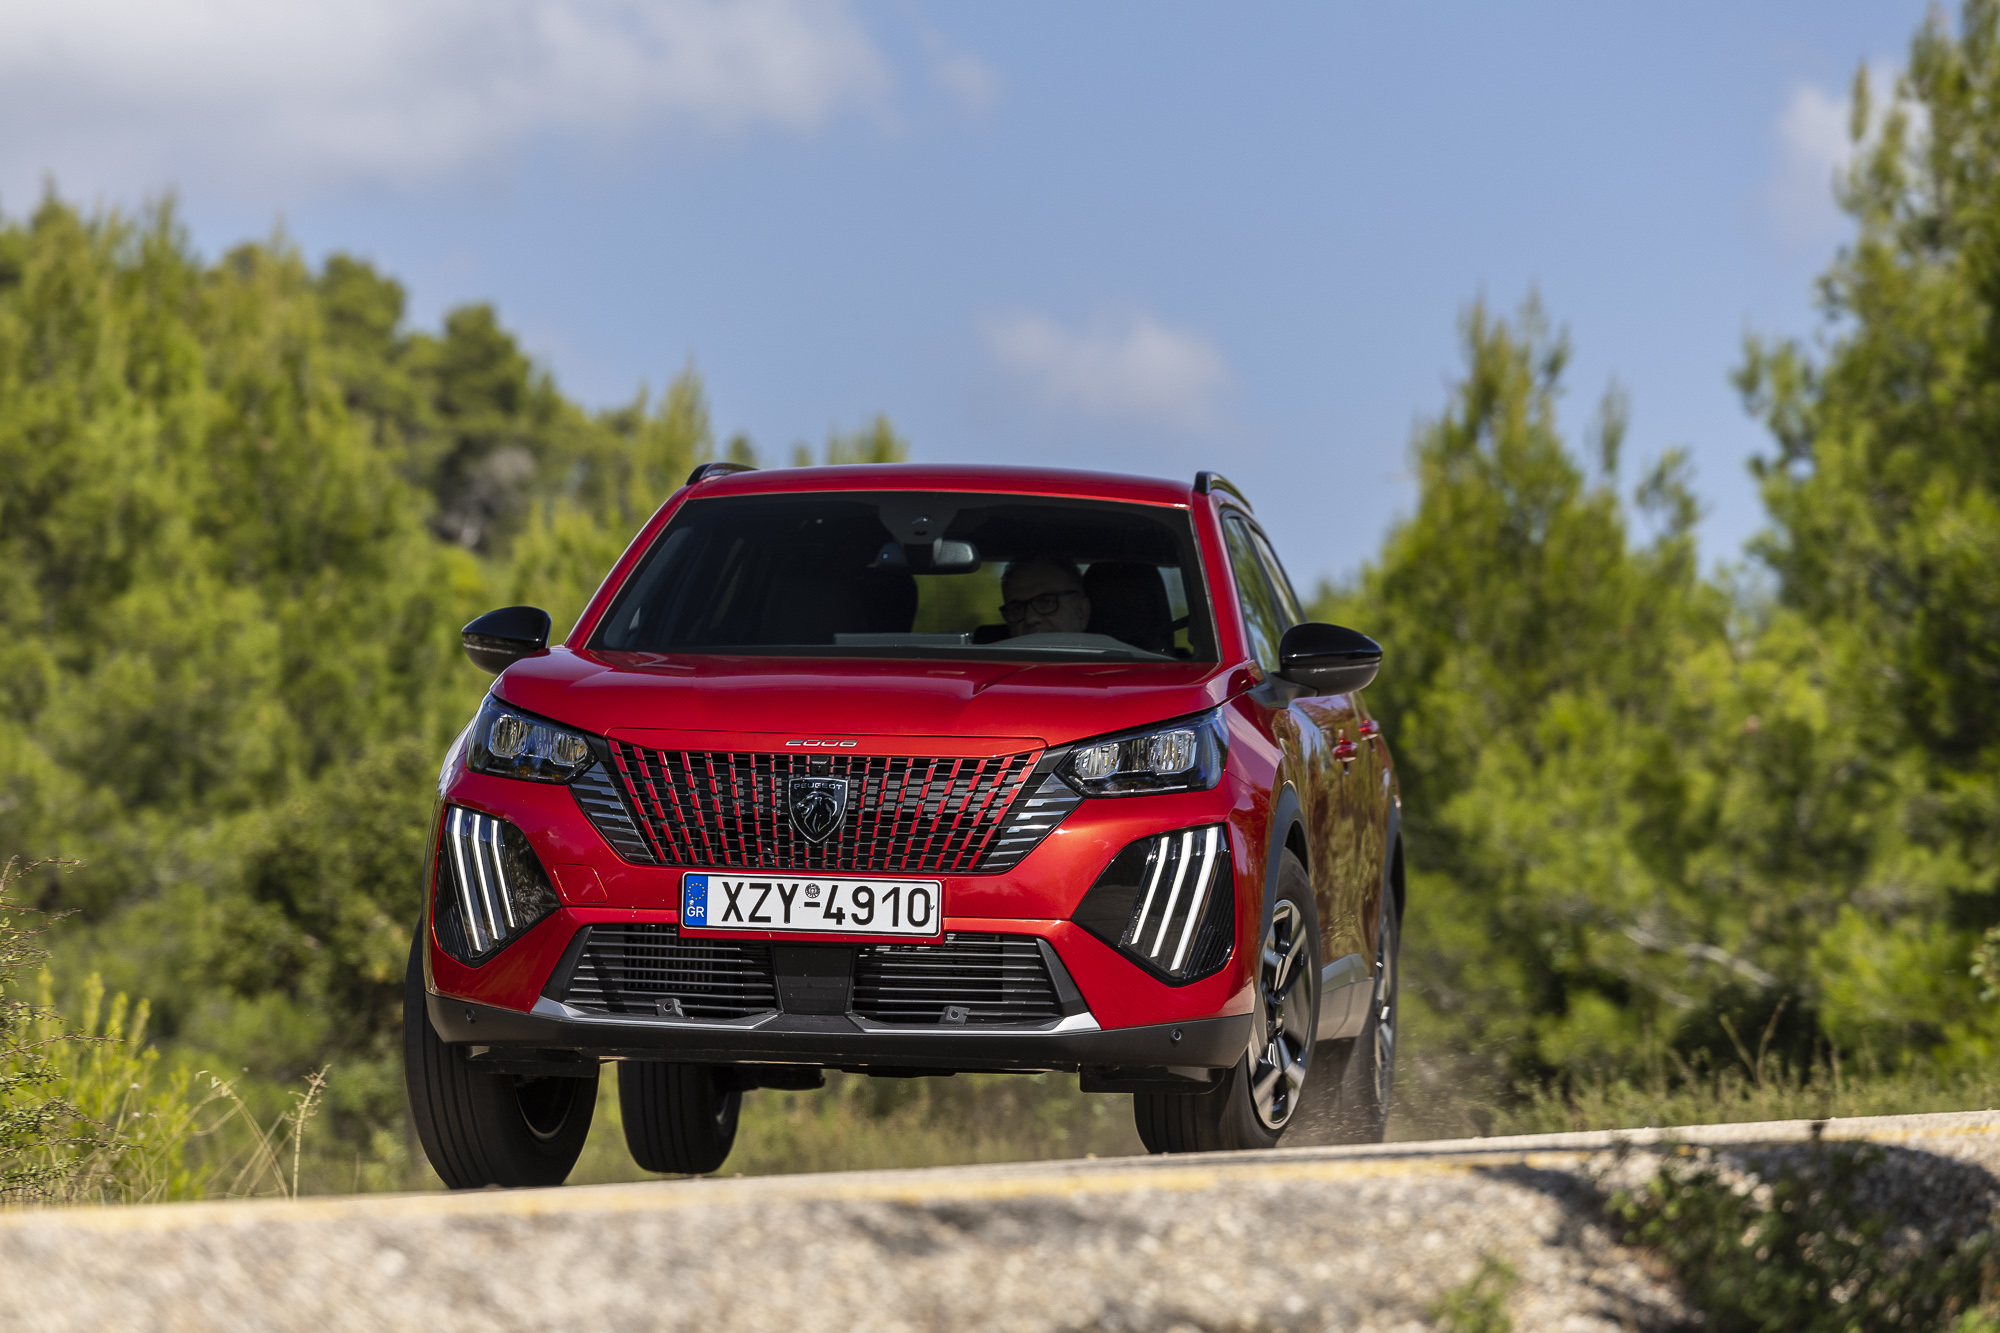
[1608,1142,2000,1332]
[0,858,90,1201]
[2,854,331,1204]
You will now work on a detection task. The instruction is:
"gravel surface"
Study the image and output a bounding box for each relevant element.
[1,1110,1996,1333]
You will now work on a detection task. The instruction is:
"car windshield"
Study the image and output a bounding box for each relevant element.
[590,491,1216,662]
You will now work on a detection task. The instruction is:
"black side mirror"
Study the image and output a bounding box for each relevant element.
[1277,622,1382,694]
[462,606,553,676]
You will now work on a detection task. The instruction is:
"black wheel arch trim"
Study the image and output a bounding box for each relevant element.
[1381,800,1405,926]
[1260,781,1308,925]
[1257,781,1325,1045]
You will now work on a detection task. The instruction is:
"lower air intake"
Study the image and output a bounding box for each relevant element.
[561,924,778,1020]
[1070,825,1233,985]
[435,807,559,964]
[852,933,1064,1026]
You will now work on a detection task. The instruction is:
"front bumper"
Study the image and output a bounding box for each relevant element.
[428,990,1251,1076]
[426,730,1270,1066]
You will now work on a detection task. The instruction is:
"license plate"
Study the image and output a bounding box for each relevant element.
[680,873,943,938]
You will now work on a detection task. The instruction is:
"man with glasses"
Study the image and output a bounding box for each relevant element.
[1001,556,1092,637]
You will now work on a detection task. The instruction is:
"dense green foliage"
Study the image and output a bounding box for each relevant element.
[0,196,904,1175]
[1319,2,2000,1117]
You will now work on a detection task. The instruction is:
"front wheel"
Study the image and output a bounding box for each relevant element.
[403,928,598,1189]
[1134,851,1319,1153]
[619,1062,742,1175]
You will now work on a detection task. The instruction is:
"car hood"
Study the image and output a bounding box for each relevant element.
[494,648,1241,750]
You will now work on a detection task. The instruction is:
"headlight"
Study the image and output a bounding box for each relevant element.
[466,695,596,783]
[1059,710,1227,797]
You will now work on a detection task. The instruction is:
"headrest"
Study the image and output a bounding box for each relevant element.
[1084,561,1174,654]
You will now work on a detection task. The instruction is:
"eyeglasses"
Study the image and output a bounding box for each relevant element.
[1001,589,1083,623]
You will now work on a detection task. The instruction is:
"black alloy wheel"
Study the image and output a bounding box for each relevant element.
[1134,850,1319,1153]
[402,928,598,1189]
[619,1061,743,1175]
[1249,897,1315,1131]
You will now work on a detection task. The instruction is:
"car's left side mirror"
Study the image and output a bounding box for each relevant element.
[462,606,553,675]
[1277,622,1382,694]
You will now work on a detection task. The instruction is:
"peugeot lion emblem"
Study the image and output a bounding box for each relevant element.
[787,775,848,844]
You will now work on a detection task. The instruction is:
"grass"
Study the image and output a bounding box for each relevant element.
[1390,1028,2000,1143]
[383,1045,2000,1195]
[7,970,335,1204]
[568,1067,1146,1186]
[1429,1255,1520,1333]
[1485,1064,2000,1138]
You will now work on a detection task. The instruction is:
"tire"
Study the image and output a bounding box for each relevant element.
[619,1061,743,1175]
[1328,880,1399,1144]
[1134,850,1320,1153]
[402,927,598,1189]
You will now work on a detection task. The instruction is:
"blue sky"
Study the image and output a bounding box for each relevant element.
[0,0,1933,587]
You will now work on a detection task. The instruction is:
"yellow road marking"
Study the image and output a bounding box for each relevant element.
[6,1112,1995,1233]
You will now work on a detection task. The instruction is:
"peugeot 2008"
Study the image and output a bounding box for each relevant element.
[405,463,1403,1186]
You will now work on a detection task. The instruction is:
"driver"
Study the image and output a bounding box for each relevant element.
[1001,556,1091,636]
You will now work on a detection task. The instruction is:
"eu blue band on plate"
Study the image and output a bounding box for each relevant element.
[683,874,709,926]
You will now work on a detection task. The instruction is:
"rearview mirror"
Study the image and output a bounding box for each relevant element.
[874,539,982,573]
[927,539,981,573]
[462,606,553,675]
[1277,622,1382,694]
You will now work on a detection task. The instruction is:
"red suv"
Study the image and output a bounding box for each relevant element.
[404,463,1403,1186]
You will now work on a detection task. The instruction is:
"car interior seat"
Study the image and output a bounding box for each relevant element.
[1083,561,1175,654]
[853,566,918,633]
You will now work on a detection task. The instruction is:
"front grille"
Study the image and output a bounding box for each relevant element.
[561,924,777,1019]
[977,763,1083,873]
[599,745,1044,874]
[570,763,654,863]
[852,933,1063,1026]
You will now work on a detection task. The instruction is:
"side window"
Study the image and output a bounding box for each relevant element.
[1222,514,1286,672]
[1250,529,1304,628]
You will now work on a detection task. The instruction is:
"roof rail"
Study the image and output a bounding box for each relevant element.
[684,461,758,487]
[1193,471,1252,511]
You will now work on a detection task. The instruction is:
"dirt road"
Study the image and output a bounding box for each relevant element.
[3,1110,1997,1332]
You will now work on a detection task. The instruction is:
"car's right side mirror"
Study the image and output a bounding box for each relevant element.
[462,605,554,675]
[1277,622,1382,694]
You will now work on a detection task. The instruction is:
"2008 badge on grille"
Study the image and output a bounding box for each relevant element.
[681,873,942,937]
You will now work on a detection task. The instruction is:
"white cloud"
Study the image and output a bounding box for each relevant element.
[985,310,1233,432]
[919,29,998,111]
[1769,63,1916,245]
[932,49,1001,111]
[0,0,891,199]
[1771,82,1854,243]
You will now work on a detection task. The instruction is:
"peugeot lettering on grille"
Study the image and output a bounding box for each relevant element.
[786,775,848,843]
